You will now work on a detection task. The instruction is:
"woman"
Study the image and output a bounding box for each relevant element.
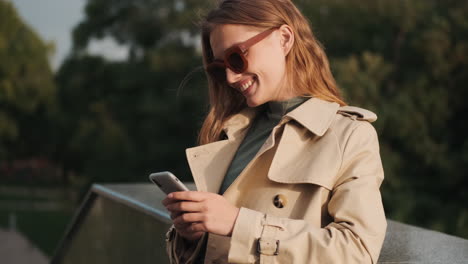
[162,0,386,263]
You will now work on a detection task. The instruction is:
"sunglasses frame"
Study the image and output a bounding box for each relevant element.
[206,27,278,81]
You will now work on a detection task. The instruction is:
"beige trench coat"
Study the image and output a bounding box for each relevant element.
[166,98,387,264]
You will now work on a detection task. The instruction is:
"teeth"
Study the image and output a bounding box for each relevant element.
[240,80,254,92]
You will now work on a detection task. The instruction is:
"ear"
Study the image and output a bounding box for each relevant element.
[278,24,294,56]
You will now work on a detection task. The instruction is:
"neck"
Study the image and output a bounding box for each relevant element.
[272,76,297,101]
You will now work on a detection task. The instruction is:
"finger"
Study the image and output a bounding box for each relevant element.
[175,222,198,234]
[168,191,209,202]
[189,222,208,233]
[174,213,205,226]
[162,196,178,206]
[166,201,204,213]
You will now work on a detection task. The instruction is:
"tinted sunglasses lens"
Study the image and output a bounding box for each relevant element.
[227,52,245,72]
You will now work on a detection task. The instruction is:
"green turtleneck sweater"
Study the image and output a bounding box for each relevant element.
[218,97,308,194]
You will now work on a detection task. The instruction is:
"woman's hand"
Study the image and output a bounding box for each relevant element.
[162,191,240,240]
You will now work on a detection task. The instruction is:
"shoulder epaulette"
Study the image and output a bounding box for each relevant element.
[337,106,377,122]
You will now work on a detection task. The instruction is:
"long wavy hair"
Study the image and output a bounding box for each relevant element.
[198,0,346,145]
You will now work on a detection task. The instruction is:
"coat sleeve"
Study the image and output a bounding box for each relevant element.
[165,225,207,264]
[228,122,387,264]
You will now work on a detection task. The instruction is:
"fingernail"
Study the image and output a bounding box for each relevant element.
[168,193,173,198]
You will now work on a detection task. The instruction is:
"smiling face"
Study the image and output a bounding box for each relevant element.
[209,24,296,107]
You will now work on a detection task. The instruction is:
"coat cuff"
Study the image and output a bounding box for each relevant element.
[228,207,264,263]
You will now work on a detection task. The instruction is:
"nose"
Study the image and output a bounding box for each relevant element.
[225,68,242,85]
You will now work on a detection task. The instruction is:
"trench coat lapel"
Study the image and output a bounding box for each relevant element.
[186,140,239,192]
[266,98,340,188]
[221,98,341,195]
[186,98,340,193]
[185,108,256,193]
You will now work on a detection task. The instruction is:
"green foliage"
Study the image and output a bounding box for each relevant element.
[72,0,214,52]
[55,0,210,183]
[0,1,57,162]
[299,0,468,237]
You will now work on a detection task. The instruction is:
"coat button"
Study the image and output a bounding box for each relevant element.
[273,194,287,208]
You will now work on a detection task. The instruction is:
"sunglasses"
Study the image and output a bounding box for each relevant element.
[206,28,277,82]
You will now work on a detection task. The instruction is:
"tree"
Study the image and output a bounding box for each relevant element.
[0,0,57,181]
[298,0,468,237]
[56,0,212,184]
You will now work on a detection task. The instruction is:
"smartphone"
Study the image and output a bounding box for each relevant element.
[149,171,189,195]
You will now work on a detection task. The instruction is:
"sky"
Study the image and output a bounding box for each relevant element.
[11,0,128,71]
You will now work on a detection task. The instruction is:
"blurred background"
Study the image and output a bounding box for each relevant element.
[1,0,467,261]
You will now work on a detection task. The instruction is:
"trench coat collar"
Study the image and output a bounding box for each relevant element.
[222,97,340,138]
[285,97,340,136]
[186,98,339,193]
[222,107,257,140]
[223,98,340,139]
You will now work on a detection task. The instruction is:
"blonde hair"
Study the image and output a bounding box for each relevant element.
[198,0,346,145]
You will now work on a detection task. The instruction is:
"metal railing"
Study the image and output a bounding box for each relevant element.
[52,183,468,263]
